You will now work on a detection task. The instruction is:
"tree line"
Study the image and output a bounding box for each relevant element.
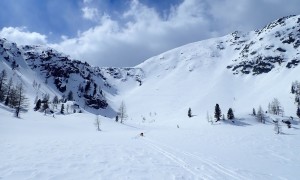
[0,69,28,117]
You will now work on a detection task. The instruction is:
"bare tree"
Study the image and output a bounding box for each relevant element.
[52,95,59,109]
[256,106,266,124]
[94,115,101,131]
[4,78,13,106]
[0,69,7,101]
[118,101,128,123]
[14,83,29,118]
[206,111,210,123]
[269,98,284,115]
[274,119,281,134]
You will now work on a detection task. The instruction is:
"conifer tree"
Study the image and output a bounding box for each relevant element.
[214,104,221,122]
[60,104,65,114]
[34,99,42,111]
[252,108,256,116]
[297,107,300,118]
[67,90,73,101]
[227,108,234,120]
[188,108,192,118]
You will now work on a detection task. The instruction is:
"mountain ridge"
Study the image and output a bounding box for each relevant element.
[1,14,300,118]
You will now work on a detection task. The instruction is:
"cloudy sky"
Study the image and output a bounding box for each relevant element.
[0,0,299,67]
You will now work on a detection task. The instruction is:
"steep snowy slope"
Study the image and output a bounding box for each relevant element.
[0,39,143,116]
[117,15,300,124]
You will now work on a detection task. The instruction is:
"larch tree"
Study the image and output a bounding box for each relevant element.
[4,78,13,106]
[52,95,59,109]
[274,120,281,134]
[118,101,128,124]
[94,115,101,131]
[14,83,28,118]
[0,69,7,102]
[257,106,266,124]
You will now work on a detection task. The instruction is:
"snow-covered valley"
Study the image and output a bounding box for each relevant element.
[1,15,300,179]
[1,106,300,180]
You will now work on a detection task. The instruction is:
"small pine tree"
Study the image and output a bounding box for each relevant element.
[34,99,42,111]
[67,90,73,101]
[227,108,234,120]
[60,104,65,114]
[252,108,256,116]
[42,102,49,111]
[214,104,221,122]
[297,107,300,118]
[291,85,295,94]
[188,108,192,118]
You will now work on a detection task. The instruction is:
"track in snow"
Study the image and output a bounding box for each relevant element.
[143,138,249,180]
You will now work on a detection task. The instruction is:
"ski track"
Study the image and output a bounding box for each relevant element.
[142,140,206,180]
[143,138,249,180]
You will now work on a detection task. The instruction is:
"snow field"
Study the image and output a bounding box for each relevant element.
[1,107,300,180]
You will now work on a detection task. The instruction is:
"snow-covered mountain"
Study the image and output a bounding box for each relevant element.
[121,15,300,123]
[0,39,143,116]
[0,15,300,119]
[1,15,300,180]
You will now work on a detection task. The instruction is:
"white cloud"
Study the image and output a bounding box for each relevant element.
[0,27,48,45]
[52,0,213,67]
[2,0,299,67]
[83,0,93,4]
[82,7,100,21]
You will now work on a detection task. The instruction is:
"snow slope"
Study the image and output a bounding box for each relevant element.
[115,15,300,124]
[1,105,300,180]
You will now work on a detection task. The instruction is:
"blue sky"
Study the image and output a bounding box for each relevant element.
[0,0,182,42]
[0,0,299,67]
